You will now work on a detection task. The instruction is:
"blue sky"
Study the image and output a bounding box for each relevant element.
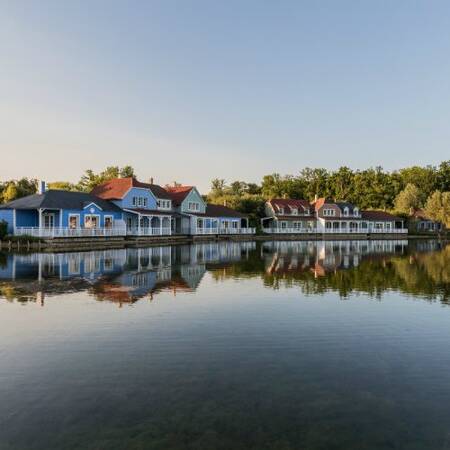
[1,1,449,191]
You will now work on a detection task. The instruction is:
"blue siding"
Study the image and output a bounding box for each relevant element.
[0,210,14,234]
[16,210,39,227]
[115,187,157,210]
[61,207,122,228]
[181,188,206,214]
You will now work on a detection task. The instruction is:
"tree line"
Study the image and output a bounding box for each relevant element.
[1,161,449,227]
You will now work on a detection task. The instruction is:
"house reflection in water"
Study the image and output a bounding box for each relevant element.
[0,242,257,306]
[263,240,410,278]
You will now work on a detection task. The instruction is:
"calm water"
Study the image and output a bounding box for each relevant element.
[0,239,450,450]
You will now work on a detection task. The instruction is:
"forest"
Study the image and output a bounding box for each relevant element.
[1,161,450,227]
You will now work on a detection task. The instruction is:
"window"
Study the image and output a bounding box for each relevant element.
[354,208,359,217]
[343,207,349,216]
[69,215,79,229]
[188,202,200,211]
[84,215,99,229]
[104,216,113,229]
[291,208,298,215]
[278,207,284,214]
[133,196,148,208]
[232,221,238,229]
[157,199,171,210]
[325,222,332,229]
[323,209,335,217]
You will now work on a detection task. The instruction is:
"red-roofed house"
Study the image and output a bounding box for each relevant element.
[92,178,174,236]
[165,184,255,235]
[262,197,407,235]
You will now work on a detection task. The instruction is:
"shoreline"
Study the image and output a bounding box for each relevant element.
[0,232,445,253]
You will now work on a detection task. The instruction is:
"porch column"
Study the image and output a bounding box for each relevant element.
[160,216,163,235]
[137,214,141,236]
[38,209,43,237]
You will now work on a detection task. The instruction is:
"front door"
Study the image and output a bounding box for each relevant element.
[43,213,55,229]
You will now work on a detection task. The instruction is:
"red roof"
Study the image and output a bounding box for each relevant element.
[91,178,172,200]
[165,186,195,206]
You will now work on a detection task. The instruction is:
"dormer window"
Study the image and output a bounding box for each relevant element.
[278,207,284,214]
[354,208,359,217]
[323,208,336,217]
[344,207,349,216]
[291,208,298,215]
[157,199,171,210]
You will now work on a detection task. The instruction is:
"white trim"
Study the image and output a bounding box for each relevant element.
[84,214,101,229]
[68,213,80,229]
[104,215,114,229]
[83,202,103,211]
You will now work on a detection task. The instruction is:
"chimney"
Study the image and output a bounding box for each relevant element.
[149,177,154,184]
[314,194,318,203]
[38,181,46,195]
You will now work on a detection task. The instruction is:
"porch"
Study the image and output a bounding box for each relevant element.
[192,216,255,235]
[124,210,172,236]
[14,226,127,238]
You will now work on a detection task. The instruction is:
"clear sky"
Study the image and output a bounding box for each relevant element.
[1,1,449,192]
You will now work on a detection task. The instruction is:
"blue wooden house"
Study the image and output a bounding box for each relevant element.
[91,177,174,235]
[0,186,125,238]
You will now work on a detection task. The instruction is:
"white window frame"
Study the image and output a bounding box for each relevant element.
[43,213,55,228]
[68,214,80,229]
[104,215,114,229]
[84,214,100,229]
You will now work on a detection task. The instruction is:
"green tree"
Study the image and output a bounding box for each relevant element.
[424,191,450,228]
[2,183,19,203]
[394,184,423,214]
[77,166,135,192]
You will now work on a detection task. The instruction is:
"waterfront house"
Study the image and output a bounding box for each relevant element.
[261,197,407,234]
[91,177,174,236]
[0,185,125,238]
[260,199,317,233]
[409,209,444,233]
[165,185,254,235]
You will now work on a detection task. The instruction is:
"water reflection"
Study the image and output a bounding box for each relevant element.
[0,239,449,305]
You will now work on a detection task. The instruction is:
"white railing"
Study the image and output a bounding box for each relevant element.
[127,227,172,236]
[195,227,256,235]
[14,227,127,238]
[263,228,317,234]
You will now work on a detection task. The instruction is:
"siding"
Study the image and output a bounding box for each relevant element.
[181,189,206,214]
[116,187,157,210]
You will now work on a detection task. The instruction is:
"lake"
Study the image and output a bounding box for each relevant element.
[0,239,449,450]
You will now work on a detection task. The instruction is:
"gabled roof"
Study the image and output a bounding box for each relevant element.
[165,186,195,206]
[268,198,311,214]
[0,190,122,212]
[91,178,172,200]
[361,210,402,221]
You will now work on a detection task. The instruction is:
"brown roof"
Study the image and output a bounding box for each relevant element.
[269,198,312,214]
[91,178,172,200]
[189,204,248,218]
[361,210,402,221]
[165,186,195,206]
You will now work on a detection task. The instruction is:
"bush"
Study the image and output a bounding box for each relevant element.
[4,234,41,243]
